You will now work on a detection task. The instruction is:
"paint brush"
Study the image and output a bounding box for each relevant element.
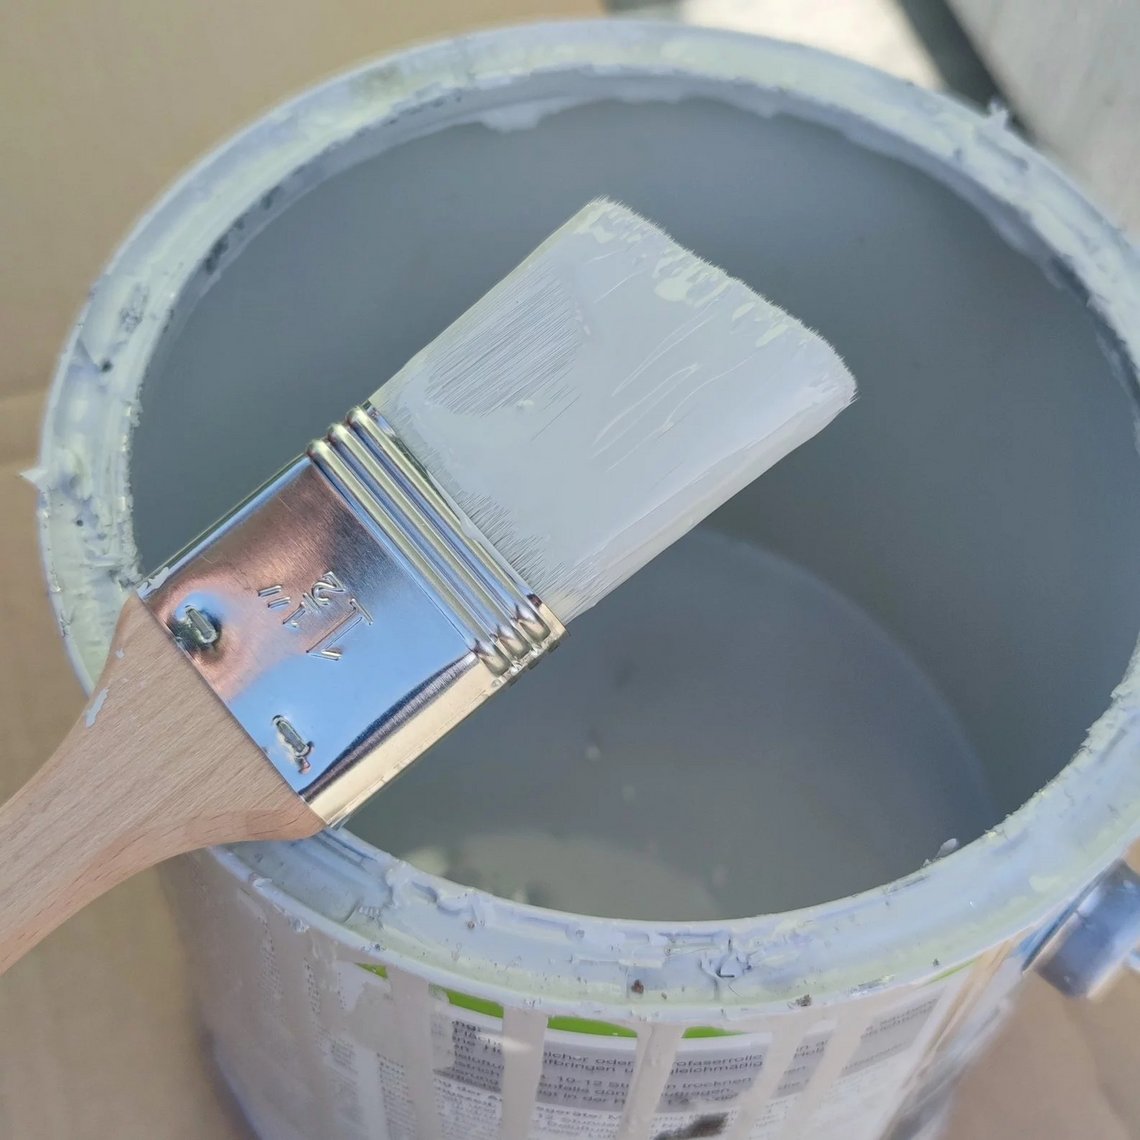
[0,200,854,972]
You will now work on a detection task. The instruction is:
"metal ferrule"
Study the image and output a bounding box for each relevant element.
[140,407,565,824]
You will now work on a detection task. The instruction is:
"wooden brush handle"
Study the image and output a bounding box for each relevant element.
[0,595,322,974]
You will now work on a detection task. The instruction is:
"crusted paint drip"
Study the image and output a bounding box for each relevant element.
[84,686,109,728]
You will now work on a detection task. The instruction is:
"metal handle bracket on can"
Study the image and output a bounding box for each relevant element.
[1033,861,1140,999]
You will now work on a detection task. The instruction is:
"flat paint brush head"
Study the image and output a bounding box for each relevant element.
[374,199,856,622]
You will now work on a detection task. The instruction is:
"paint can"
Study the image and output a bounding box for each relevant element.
[36,21,1140,1140]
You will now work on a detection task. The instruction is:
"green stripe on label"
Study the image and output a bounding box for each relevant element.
[930,958,977,984]
[357,964,735,1039]
[547,1016,637,1038]
[442,988,505,1020]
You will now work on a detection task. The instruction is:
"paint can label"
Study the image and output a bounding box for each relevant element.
[168,854,1026,1140]
[330,965,973,1140]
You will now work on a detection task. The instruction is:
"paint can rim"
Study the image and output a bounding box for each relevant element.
[37,19,1140,1012]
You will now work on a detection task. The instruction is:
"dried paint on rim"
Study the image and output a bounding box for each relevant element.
[36,21,1140,1019]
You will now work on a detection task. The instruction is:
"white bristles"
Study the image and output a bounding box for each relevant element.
[372,200,855,623]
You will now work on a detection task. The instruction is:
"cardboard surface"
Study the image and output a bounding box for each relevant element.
[1,5,1137,1138]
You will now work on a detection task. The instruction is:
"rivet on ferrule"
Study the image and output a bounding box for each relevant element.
[173,605,220,651]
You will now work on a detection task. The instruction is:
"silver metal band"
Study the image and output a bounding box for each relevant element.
[140,407,564,824]
[310,409,556,676]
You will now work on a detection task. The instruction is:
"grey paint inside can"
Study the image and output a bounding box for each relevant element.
[352,529,994,917]
[130,93,1140,917]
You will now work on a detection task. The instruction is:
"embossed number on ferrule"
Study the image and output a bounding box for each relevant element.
[258,570,373,662]
[257,584,291,610]
[306,596,373,661]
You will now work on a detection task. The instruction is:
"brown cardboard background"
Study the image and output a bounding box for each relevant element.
[1,4,1137,1137]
